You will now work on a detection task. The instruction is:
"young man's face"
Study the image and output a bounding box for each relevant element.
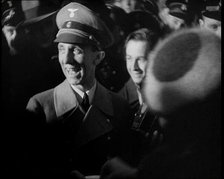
[125,40,149,86]
[200,16,221,38]
[58,43,99,88]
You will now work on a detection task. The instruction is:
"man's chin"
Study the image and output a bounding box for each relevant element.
[67,78,82,86]
[132,78,142,86]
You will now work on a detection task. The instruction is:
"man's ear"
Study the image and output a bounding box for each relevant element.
[199,19,204,27]
[94,51,105,65]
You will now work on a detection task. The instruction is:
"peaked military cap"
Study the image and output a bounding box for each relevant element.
[166,0,191,20]
[126,10,162,35]
[1,0,24,27]
[202,0,221,21]
[55,2,114,49]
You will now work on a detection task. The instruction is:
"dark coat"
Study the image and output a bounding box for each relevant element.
[138,97,221,179]
[118,78,163,166]
[118,78,139,113]
[26,80,132,177]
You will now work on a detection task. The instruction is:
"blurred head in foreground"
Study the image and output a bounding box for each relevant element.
[143,28,221,117]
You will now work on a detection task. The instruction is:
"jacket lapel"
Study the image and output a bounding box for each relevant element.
[126,78,139,106]
[54,80,79,118]
[92,82,114,116]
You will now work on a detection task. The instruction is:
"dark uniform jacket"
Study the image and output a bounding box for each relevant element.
[26,80,132,176]
[118,78,163,166]
[118,78,139,113]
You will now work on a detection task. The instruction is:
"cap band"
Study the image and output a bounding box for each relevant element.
[55,21,101,46]
[168,2,188,20]
[62,21,102,41]
[206,5,220,11]
[169,2,187,12]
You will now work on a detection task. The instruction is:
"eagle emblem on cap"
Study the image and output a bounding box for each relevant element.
[68,8,78,18]
[181,4,187,11]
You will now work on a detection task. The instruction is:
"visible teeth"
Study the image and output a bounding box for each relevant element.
[66,65,80,72]
[67,68,74,72]
[67,69,76,75]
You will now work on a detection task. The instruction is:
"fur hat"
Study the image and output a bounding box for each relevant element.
[143,28,221,115]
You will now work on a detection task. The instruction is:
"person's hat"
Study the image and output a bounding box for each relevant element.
[54,2,114,49]
[126,10,162,35]
[202,0,221,21]
[141,0,159,15]
[106,4,128,28]
[166,0,190,20]
[106,4,129,36]
[143,28,221,115]
[1,0,24,27]
[16,0,60,28]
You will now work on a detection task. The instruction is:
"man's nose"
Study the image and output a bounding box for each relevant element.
[127,0,131,5]
[216,27,221,38]
[64,50,74,64]
[133,59,139,70]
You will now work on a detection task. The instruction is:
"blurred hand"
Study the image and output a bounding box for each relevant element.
[100,157,138,179]
[70,170,85,179]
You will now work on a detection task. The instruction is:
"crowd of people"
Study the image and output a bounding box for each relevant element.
[1,0,221,178]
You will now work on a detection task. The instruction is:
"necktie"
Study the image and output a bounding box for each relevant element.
[82,92,90,112]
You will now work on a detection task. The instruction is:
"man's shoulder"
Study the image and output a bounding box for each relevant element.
[108,89,131,114]
[119,79,137,96]
[97,82,130,110]
[31,88,54,102]
[30,80,66,102]
[110,90,128,103]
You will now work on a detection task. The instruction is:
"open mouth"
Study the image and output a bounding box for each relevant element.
[65,66,81,76]
[132,71,142,76]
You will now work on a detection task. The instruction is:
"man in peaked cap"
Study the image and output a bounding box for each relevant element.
[2,0,61,54]
[199,0,221,37]
[1,0,24,54]
[26,2,132,178]
[55,1,114,48]
[161,0,197,31]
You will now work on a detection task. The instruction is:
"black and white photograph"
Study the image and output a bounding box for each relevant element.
[2,0,221,178]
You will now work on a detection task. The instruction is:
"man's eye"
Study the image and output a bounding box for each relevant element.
[126,56,132,61]
[58,46,65,53]
[210,25,218,30]
[73,47,83,54]
[138,57,147,62]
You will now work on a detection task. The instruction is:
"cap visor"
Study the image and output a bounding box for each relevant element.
[54,33,90,44]
[203,12,221,21]
[169,12,186,20]
[16,10,57,28]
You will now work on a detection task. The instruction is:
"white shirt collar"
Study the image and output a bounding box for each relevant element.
[71,81,97,104]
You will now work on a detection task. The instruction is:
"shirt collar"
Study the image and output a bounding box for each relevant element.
[71,81,97,104]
